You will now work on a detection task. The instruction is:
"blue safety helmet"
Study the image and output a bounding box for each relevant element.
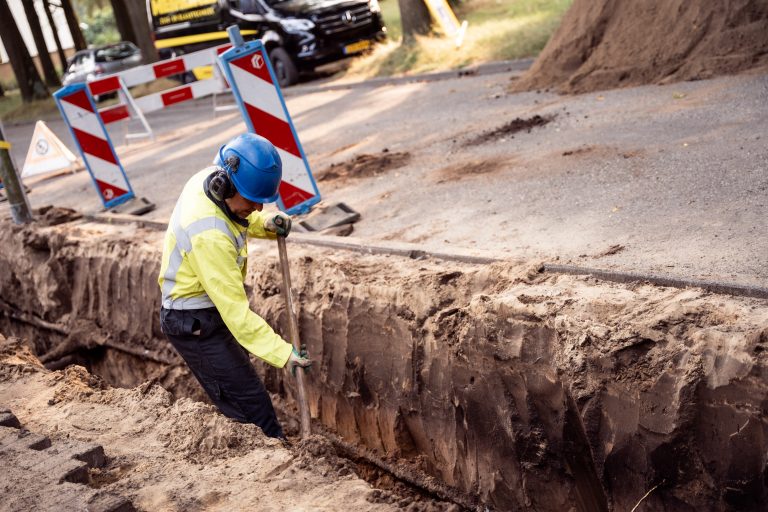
[214,133,282,203]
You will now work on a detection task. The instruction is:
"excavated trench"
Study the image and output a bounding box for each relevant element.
[1,216,767,511]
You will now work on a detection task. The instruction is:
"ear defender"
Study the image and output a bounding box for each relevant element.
[208,169,232,202]
[209,152,242,202]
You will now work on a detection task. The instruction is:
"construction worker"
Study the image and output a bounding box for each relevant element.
[158,133,311,439]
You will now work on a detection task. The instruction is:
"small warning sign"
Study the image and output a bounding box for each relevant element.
[22,121,78,178]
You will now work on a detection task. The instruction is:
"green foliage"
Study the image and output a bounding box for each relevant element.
[380,0,402,41]
[76,0,111,16]
[80,7,120,46]
[345,0,572,79]
[0,89,58,122]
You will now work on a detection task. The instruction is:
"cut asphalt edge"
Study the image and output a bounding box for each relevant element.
[84,212,768,300]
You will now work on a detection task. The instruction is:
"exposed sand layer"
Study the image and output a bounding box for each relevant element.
[1,217,767,510]
[0,335,403,512]
[514,0,768,93]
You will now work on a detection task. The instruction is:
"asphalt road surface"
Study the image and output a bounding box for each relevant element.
[3,66,767,289]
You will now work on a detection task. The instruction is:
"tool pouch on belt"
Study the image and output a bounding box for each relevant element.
[160,307,221,337]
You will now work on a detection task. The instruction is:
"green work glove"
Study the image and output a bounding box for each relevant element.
[264,212,292,237]
[287,345,311,376]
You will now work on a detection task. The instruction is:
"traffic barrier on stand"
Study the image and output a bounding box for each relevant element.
[53,84,135,208]
[86,44,232,141]
[218,39,321,215]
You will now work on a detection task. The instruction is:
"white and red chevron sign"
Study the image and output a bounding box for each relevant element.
[53,84,134,207]
[219,41,320,214]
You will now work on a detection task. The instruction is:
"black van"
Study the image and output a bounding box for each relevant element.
[148,0,387,86]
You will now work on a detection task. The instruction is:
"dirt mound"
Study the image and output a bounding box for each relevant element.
[0,335,45,380]
[514,0,768,93]
[464,115,553,145]
[318,151,411,182]
[33,205,83,226]
[48,363,277,464]
[0,335,399,511]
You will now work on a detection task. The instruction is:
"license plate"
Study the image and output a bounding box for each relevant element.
[344,40,371,55]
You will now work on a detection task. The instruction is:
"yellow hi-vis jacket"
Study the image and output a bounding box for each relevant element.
[158,168,293,368]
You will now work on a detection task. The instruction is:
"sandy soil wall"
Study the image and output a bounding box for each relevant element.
[514,0,768,93]
[1,219,767,510]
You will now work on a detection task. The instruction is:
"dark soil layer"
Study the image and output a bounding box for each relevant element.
[465,115,553,146]
[514,0,768,93]
[2,219,768,510]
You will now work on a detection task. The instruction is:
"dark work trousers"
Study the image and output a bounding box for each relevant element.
[160,307,284,438]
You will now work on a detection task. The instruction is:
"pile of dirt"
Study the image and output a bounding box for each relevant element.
[0,333,401,511]
[464,115,553,146]
[33,206,83,227]
[318,151,411,183]
[514,0,768,93]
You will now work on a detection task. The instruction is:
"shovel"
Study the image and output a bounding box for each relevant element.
[276,231,312,439]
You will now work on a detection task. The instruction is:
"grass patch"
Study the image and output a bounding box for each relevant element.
[0,90,59,123]
[344,0,571,79]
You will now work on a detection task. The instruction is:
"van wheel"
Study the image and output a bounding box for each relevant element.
[268,47,299,87]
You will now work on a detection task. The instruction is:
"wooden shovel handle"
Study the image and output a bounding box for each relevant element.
[277,235,312,439]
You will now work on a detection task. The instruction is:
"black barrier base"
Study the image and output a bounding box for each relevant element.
[108,196,155,216]
[298,202,359,232]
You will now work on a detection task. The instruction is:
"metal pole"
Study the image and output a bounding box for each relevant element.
[0,121,33,223]
[277,235,312,439]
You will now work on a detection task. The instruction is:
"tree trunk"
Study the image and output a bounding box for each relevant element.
[125,0,158,63]
[60,0,87,50]
[22,0,61,87]
[0,0,48,101]
[110,0,159,63]
[397,0,432,43]
[110,0,136,42]
[43,0,69,71]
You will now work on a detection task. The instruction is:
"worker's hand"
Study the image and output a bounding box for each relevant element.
[287,346,311,376]
[264,212,292,237]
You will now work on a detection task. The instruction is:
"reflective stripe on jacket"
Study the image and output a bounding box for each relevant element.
[158,168,292,368]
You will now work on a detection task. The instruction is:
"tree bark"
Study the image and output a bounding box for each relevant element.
[110,0,159,63]
[22,0,61,87]
[43,0,70,71]
[0,0,48,101]
[126,0,158,63]
[397,0,433,43]
[60,0,87,50]
[110,0,136,42]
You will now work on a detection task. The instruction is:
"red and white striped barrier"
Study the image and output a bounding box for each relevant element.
[53,84,134,207]
[85,44,231,135]
[89,44,230,94]
[219,41,320,215]
[134,77,226,114]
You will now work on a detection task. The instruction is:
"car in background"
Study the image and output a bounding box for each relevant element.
[62,42,143,88]
[148,0,386,87]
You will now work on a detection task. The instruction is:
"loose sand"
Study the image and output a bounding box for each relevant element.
[514,0,768,93]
